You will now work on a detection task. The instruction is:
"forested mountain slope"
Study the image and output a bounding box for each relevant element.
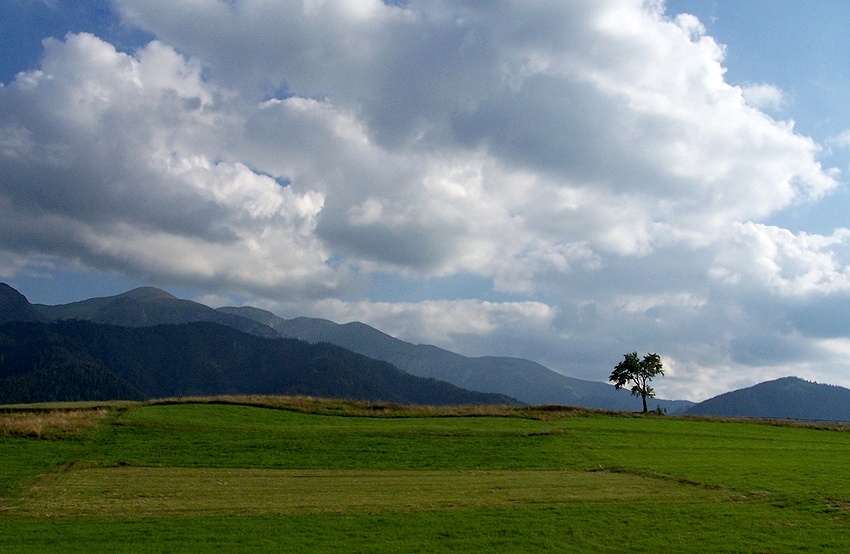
[34,287,278,338]
[0,319,514,406]
[685,376,850,422]
[221,306,693,413]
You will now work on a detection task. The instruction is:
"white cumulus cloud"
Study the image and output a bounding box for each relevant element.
[2,0,847,400]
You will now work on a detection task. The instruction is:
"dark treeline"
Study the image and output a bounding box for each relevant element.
[0,320,515,406]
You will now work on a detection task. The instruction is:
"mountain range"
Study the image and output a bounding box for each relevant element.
[33,286,279,338]
[0,318,512,405]
[219,306,692,413]
[10,282,848,421]
[4,283,691,412]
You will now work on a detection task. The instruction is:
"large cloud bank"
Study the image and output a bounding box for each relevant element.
[1,0,848,399]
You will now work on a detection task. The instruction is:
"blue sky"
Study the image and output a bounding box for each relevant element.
[668,0,850,234]
[2,0,850,401]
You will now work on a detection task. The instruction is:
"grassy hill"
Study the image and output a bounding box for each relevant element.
[2,397,850,552]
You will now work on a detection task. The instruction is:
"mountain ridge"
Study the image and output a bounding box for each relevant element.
[0,318,515,406]
[3,282,691,411]
[10,283,850,421]
[220,306,694,413]
[33,287,279,338]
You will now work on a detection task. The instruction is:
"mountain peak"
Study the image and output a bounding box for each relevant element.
[0,282,48,323]
[0,282,22,299]
[32,285,279,339]
[117,287,177,301]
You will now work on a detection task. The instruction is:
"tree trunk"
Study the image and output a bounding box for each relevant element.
[641,394,647,413]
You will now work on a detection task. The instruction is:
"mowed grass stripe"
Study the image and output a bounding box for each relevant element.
[18,467,725,518]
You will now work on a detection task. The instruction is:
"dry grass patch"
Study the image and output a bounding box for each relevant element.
[17,467,725,518]
[0,409,109,439]
[150,395,611,420]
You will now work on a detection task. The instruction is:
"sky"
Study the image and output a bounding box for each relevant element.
[2,0,850,402]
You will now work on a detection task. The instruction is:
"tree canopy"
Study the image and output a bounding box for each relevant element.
[609,352,664,413]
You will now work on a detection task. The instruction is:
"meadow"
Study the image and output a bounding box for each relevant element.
[1,397,849,552]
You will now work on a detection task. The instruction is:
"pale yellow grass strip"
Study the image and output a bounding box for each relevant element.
[0,409,108,438]
[19,467,723,518]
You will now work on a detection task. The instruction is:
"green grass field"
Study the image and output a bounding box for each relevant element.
[2,398,850,552]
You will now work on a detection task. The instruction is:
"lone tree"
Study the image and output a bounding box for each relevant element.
[609,352,664,413]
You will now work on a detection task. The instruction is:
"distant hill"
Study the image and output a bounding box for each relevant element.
[0,320,515,406]
[220,307,694,413]
[685,376,850,422]
[33,287,279,339]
